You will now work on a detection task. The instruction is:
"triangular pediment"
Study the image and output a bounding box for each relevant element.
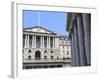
[24,26,56,35]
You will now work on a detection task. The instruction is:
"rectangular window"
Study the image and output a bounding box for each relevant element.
[63,46,64,49]
[67,51,69,55]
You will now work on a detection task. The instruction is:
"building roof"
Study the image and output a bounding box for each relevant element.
[24,26,57,35]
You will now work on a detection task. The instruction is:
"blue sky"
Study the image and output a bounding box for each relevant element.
[23,10,69,35]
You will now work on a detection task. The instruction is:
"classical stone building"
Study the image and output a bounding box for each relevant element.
[23,26,71,69]
[66,13,91,66]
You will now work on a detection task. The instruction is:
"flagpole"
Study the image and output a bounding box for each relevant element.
[38,11,40,26]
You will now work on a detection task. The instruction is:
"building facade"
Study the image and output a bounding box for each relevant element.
[66,13,91,66]
[23,26,71,69]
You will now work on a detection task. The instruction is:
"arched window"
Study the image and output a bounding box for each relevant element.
[44,50,47,53]
[51,50,53,53]
[57,56,59,59]
[28,50,31,53]
[44,56,47,59]
[67,51,69,55]
[51,56,53,59]
[28,55,31,59]
[63,57,65,60]
[35,50,41,59]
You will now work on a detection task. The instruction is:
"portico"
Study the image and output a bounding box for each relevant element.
[23,34,55,49]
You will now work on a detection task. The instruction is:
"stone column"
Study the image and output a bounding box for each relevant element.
[48,37,50,48]
[77,14,87,66]
[25,34,27,48]
[53,37,55,48]
[27,34,29,48]
[47,36,49,48]
[73,20,80,66]
[82,14,91,66]
[32,35,34,48]
[43,36,44,48]
[41,36,42,48]
[34,35,36,48]
[71,32,76,66]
